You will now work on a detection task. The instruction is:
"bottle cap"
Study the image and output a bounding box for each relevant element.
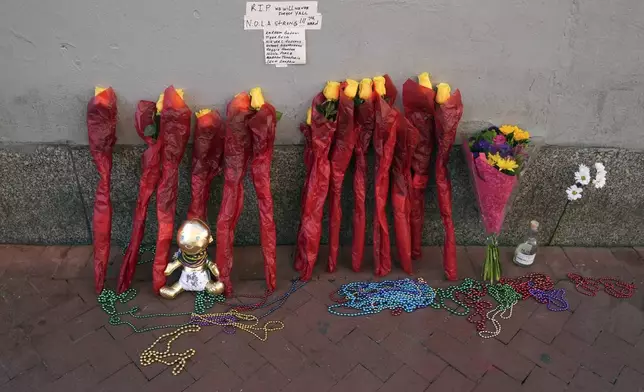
[530,220,539,230]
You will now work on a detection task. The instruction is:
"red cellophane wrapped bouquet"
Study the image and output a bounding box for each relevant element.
[87,86,117,293]
[295,81,339,281]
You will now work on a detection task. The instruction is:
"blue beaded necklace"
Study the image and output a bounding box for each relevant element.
[328,278,436,317]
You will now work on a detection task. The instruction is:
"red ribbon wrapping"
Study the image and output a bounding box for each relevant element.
[434,89,463,281]
[391,111,420,275]
[117,100,161,293]
[327,87,357,273]
[295,92,336,281]
[187,110,225,221]
[87,87,117,293]
[296,123,314,248]
[247,102,278,292]
[402,79,436,260]
[351,89,376,272]
[215,93,253,296]
[373,75,399,277]
[152,86,192,294]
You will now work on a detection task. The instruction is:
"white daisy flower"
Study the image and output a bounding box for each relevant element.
[574,164,591,185]
[592,176,606,189]
[595,162,605,172]
[566,184,584,201]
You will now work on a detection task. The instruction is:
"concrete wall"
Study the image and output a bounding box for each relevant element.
[2,0,643,148]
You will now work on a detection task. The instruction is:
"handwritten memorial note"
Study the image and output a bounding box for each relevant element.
[245,1,322,67]
[264,29,306,65]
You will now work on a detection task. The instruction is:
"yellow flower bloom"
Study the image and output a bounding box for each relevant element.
[418,72,432,89]
[94,86,108,96]
[250,87,265,110]
[344,79,359,99]
[486,152,501,166]
[498,124,519,135]
[496,157,519,172]
[513,128,530,141]
[323,81,340,101]
[435,83,451,104]
[196,109,212,118]
[358,78,373,100]
[306,107,312,125]
[373,76,386,97]
[156,88,185,113]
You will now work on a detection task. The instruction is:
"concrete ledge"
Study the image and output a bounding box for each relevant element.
[0,142,642,247]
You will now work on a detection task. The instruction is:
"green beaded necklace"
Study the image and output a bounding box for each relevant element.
[429,278,486,316]
[97,288,225,333]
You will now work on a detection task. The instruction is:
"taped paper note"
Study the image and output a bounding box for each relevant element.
[264,29,306,65]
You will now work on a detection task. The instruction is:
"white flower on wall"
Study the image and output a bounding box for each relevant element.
[566,162,607,200]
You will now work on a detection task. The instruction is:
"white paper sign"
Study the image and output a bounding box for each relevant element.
[246,1,317,15]
[244,14,322,30]
[264,29,306,65]
[245,1,320,66]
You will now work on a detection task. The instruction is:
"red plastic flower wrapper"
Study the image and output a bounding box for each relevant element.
[351,80,376,272]
[247,99,278,292]
[327,84,357,273]
[372,75,399,277]
[391,114,420,274]
[434,88,463,281]
[402,79,436,260]
[462,142,517,235]
[295,92,336,281]
[296,123,314,245]
[117,100,161,293]
[152,86,192,294]
[187,109,225,221]
[215,93,253,296]
[87,87,117,293]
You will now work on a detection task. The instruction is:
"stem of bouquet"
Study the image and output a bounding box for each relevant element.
[483,234,501,284]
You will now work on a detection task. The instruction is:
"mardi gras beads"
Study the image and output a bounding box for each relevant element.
[528,283,569,312]
[599,277,636,298]
[479,283,521,339]
[328,278,435,317]
[568,273,636,298]
[97,288,224,333]
[499,273,553,300]
[429,278,485,316]
[139,324,200,375]
[190,310,284,341]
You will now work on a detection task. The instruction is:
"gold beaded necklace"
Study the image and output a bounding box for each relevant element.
[139,324,201,375]
[191,310,285,341]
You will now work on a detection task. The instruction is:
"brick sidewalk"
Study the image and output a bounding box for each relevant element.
[1,245,644,392]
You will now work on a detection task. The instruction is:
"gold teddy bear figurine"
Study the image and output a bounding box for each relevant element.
[159,219,225,299]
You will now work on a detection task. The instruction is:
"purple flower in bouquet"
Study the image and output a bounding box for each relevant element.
[472,139,491,152]
[491,143,513,158]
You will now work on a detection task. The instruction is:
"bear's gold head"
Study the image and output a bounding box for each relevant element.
[176,219,212,255]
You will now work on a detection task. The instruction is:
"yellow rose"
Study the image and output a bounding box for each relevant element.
[94,86,108,96]
[323,81,340,101]
[513,129,530,141]
[196,109,212,118]
[156,88,184,113]
[249,87,265,110]
[435,83,451,104]
[344,79,359,99]
[306,107,312,125]
[418,72,432,89]
[373,76,386,96]
[358,78,373,100]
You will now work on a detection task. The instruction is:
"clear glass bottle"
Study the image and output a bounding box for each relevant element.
[514,220,539,267]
